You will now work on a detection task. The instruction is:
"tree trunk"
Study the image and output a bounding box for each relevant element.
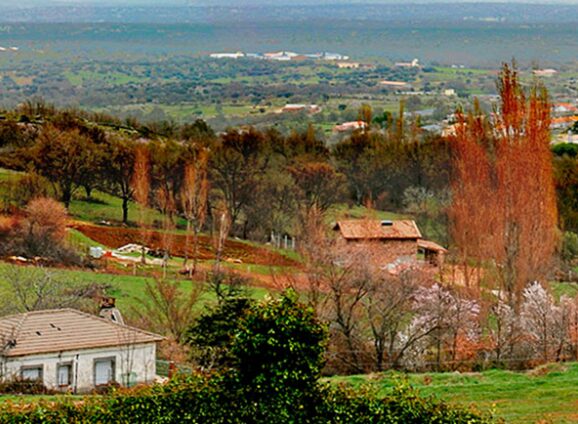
[122,196,129,225]
[62,187,72,208]
[192,226,200,277]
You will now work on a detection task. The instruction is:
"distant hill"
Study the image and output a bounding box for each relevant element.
[2,2,578,23]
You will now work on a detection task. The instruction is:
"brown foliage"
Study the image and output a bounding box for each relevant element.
[450,63,559,304]
[132,145,151,207]
[31,125,98,207]
[289,161,346,212]
[24,197,68,243]
[132,278,203,342]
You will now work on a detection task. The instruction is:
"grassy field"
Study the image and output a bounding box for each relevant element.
[0,261,268,315]
[68,191,172,226]
[552,281,578,299]
[331,363,578,423]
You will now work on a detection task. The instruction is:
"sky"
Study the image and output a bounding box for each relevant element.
[3,0,578,5]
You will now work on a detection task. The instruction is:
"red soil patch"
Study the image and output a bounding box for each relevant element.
[73,224,300,268]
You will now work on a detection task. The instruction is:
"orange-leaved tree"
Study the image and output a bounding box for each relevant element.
[450,63,558,305]
[132,144,151,265]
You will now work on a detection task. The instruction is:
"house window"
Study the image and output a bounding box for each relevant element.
[57,363,72,387]
[94,358,115,386]
[21,365,43,383]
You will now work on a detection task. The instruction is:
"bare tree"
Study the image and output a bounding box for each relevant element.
[134,278,203,342]
[488,300,524,365]
[212,208,231,273]
[0,265,101,315]
[116,326,138,387]
[362,271,419,371]
[181,149,210,276]
[297,213,372,373]
[450,64,558,304]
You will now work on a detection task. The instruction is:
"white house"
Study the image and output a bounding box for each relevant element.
[333,121,367,132]
[395,58,420,68]
[0,308,163,393]
[210,52,245,59]
[281,104,321,114]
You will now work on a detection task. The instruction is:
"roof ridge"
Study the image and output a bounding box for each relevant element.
[1,309,163,342]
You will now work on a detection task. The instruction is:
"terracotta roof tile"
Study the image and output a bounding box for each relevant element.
[334,219,421,240]
[418,239,448,253]
[0,309,163,357]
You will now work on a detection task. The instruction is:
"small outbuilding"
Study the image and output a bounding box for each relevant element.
[0,308,163,393]
[333,219,447,268]
[333,219,421,265]
[418,239,448,268]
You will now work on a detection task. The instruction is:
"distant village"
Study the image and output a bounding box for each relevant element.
[209,50,350,61]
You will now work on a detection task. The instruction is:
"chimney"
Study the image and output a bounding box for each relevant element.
[100,297,116,309]
[99,297,125,325]
[381,220,393,226]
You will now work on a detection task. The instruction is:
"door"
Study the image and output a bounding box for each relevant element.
[94,358,115,386]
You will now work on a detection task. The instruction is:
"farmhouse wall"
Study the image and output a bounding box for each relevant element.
[336,237,418,266]
[2,343,156,393]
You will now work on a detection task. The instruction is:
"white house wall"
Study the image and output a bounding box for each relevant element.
[2,343,157,393]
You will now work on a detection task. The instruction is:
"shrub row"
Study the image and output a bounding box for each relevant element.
[0,375,493,424]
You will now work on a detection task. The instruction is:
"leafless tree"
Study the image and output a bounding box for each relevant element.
[212,209,231,273]
[362,271,419,371]
[181,149,209,276]
[133,277,203,342]
[0,265,101,315]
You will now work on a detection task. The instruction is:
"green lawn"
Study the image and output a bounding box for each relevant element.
[68,191,172,226]
[326,204,408,223]
[330,363,578,423]
[0,261,268,316]
[552,281,578,300]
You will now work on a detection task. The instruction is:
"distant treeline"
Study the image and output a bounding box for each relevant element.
[0,98,576,242]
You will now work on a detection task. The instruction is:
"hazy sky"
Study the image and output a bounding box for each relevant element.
[4,0,578,5]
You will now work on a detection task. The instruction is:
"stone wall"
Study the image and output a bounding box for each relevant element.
[336,237,418,267]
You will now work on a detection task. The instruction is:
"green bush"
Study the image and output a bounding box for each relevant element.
[228,290,327,423]
[0,377,495,424]
[562,231,578,263]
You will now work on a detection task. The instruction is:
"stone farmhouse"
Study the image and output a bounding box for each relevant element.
[0,305,163,393]
[333,219,447,269]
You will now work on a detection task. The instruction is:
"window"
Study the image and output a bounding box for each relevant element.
[57,363,72,387]
[21,366,43,383]
[94,358,115,386]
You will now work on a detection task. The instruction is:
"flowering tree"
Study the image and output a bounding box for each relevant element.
[520,282,567,362]
[404,284,480,371]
